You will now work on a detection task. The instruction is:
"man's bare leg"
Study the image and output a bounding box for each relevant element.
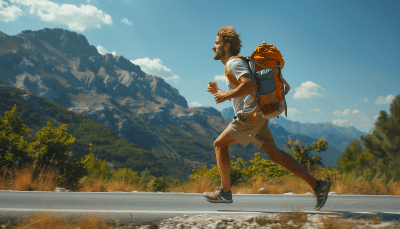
[213,130,237,192]
[261,142,317,189]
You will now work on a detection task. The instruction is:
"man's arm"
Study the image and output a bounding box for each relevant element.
[214,73,256,104]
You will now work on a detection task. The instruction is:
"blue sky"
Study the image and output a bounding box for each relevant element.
[0,0,399,134]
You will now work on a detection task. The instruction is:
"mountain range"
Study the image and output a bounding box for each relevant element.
[0,28,369,179]
[221,107,368,152]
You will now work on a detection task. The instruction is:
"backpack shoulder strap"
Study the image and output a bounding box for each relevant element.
[224,56,258,101]
[224,56,246,86]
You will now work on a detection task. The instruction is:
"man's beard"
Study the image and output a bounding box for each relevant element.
[213,49,225,60]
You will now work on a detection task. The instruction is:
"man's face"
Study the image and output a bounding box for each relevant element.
[212,36,225,60]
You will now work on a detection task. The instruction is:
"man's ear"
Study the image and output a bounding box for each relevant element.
[224,42,230,52]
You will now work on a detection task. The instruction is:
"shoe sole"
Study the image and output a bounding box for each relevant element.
[315,181,331,210]
[203,195,233,203]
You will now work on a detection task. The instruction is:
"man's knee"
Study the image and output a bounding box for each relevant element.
[214,131,236,150]
[213,139,226,150]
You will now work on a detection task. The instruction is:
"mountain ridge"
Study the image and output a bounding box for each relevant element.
[1,28,350,178]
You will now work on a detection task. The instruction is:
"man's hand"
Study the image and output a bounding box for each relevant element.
[207,81,219,94]
[214,90,229,104]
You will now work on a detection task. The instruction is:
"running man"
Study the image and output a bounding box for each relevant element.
[203,26,331,211]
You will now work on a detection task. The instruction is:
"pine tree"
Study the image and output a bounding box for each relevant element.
[360,94,400,182]
[336,139,374,174]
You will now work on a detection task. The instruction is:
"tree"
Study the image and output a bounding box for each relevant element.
[336,139,374,174]
[28,122,75,170]
[0,104,32,167]
[360,94,400,182]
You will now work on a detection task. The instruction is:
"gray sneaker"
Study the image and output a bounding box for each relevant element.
[203,187,233,203]
[314,180,331,210]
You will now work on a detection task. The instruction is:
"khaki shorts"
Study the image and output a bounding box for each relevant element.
[226,112,276,149]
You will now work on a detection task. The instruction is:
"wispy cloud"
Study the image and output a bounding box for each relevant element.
[333,108,361,117]
[130,58,180,82]
[361,97,369,102]
[375,94,395,105]
[332,119,348,126]
[6,0,112,32]
[121,18,132,26]
[287,108,302,116]
[96,45,116,56]
[214,75,225,81]
[190,102,203,107]
[293,81,325,99]
[0,0,23,22]
[311,108,320,112]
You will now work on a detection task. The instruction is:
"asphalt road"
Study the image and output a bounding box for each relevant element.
[1,191,400,225]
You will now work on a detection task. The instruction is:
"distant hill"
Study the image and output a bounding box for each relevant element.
[0,84,168,177]
[221,107,235,120]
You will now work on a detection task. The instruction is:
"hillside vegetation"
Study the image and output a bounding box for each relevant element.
[0,85,168,181]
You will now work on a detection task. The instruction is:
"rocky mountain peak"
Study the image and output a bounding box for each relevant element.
[17,28,99,56]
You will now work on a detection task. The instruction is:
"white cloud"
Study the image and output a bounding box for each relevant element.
[0,0,23,22]
[287,108,302,116]
[360,116,371,123]
[8,0,112,32]
[214,75,225,81]
[96,45,116,56]
[375,94,395,105]
[293,81,325,99]
[121,18,132,26]
[374,115,379,120]
[191,102,203,107]
[311,108,320,112]
[333,108,361,117]
[361,97,368,102]
[332,119,348,126]
[130,58,180,82]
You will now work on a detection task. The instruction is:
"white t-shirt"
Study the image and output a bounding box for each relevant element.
[226,58,256,115]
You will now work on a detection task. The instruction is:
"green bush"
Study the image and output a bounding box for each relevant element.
[112,167,140,184]
[63,155,87,190]
[148,177,167,192]
[83,144,111,180]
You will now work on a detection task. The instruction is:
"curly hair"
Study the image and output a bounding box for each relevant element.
[217,26,242,56]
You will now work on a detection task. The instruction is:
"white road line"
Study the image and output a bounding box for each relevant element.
[0,208,399,215]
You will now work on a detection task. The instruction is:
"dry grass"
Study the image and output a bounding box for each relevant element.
[319,170,400,195]
[1,163,400,196]
[166,176,213,193]
[0,164,59,191]
[106,179,141,192]
[79,177,107,192]
[1,212,139,229]
[165,172,400,196]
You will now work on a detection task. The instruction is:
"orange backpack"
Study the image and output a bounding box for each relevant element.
[225,42,290,123]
